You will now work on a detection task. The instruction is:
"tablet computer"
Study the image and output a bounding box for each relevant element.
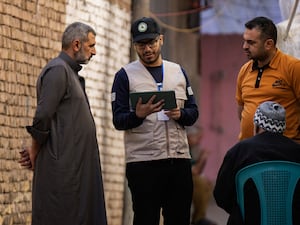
[130,90,177,110]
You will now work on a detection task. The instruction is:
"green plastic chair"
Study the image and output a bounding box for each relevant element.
[235,161,300,225]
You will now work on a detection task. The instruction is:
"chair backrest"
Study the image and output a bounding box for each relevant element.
[235,160,300,225]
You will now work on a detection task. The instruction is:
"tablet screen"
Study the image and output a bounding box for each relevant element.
[129,90,177,110]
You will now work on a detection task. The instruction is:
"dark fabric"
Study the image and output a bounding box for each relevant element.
[213,132,300,225]
[27,52,107,225]
[145,65,163,83]
[126,159,193,225]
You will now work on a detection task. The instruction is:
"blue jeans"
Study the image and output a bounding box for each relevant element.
[126,158,193,225]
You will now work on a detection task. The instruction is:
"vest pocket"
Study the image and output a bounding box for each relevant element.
[174,123,189,154]
[131,114,155,133]
[175,90,187,108]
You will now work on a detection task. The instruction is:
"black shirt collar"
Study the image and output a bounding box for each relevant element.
[252,60,269,71]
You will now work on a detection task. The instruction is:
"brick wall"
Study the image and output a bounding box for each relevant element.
[0,0,131,224]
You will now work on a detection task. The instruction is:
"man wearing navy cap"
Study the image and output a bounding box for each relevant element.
[111,17,199,225]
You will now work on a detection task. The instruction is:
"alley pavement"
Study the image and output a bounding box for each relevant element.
[206,197,229,225]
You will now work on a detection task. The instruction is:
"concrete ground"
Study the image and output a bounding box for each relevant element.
[206,197,229,225]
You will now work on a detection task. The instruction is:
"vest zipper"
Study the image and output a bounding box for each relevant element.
[164,121,170,157]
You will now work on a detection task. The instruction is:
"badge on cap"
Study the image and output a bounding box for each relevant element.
[138,22,147,33]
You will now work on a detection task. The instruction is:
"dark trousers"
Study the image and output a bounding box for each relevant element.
[126,158,193,225]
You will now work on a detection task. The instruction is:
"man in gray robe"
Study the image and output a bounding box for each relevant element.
[19,22,107,225]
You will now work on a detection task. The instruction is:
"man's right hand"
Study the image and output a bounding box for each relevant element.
[135,95,164,118]
[18,138,40,171]
[18,148,33,170]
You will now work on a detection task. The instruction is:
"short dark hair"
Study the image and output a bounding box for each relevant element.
[245,16,277,45]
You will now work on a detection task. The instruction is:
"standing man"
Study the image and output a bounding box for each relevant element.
[214,101,300,225]
[111,17,198,225]
[236,16,300,142]
[19,22,107,225]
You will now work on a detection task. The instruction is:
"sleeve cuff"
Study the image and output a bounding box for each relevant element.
[26,126,50,145]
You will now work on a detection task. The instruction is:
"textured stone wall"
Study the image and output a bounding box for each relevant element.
[0,0,131,224]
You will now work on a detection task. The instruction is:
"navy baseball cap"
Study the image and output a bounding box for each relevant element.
[131,17,160,42]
